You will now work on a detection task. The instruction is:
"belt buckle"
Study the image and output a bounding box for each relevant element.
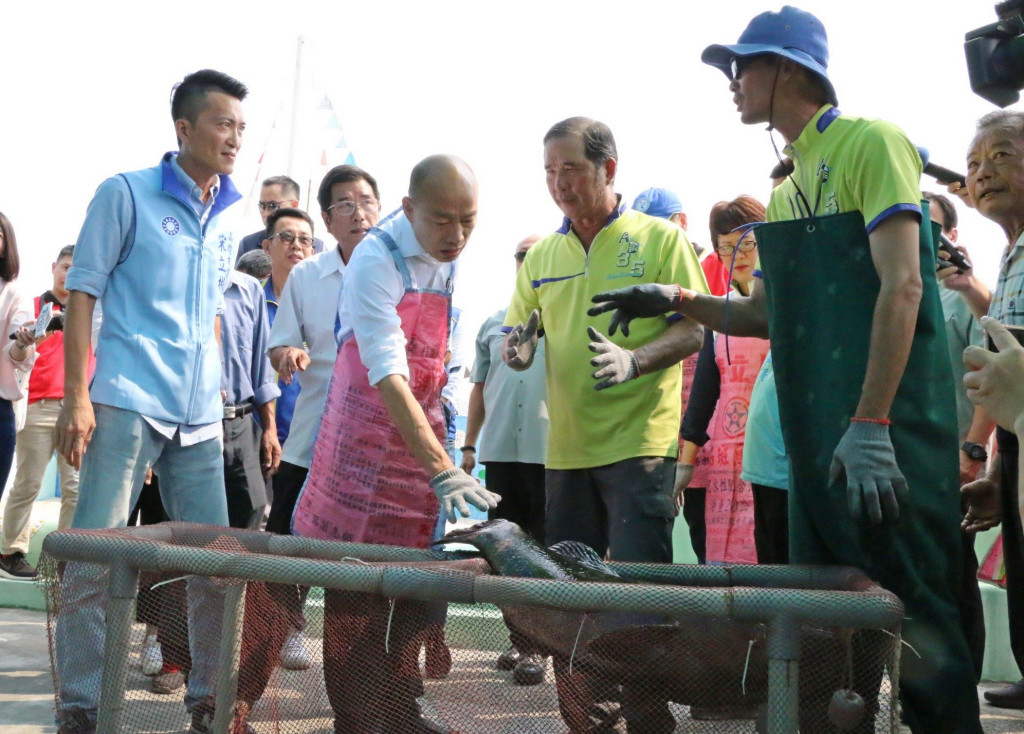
[223,405,236,420]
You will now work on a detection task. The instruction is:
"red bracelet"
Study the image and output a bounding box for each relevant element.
[850,417,892,426]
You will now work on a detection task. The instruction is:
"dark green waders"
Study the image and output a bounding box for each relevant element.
[755,207,982,734]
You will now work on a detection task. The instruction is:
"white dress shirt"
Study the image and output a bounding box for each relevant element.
[267,246,346,468]
[337,213,454,388]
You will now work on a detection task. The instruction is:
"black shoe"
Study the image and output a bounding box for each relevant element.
[512,653,546,685]
[56,709,96,734]
[496,646,520,671]
[0,551,37,580]
[984,679,1024,709]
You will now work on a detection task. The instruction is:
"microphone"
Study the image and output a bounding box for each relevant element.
[917,146,966,187]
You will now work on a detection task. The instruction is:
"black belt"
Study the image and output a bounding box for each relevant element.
[223,403,255,420]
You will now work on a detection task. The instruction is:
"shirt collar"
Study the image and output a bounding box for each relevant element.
[168,152,220,206]
[784,105,841,160]
[319,245,346,279]
[556,194,626,236]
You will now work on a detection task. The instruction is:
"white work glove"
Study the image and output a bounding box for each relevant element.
[504,309,540,369]
[429,468,501,523]
[587,326,640,391]
[828,421,909,525]
[673,463,694,516]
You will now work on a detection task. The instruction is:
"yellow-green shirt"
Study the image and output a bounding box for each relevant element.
[504,204,708,470]
[768,105,922,229]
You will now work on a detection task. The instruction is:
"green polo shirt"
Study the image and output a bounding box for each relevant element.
[768,105,922,229]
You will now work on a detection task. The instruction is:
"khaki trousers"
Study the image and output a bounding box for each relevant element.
[1,399,79,554]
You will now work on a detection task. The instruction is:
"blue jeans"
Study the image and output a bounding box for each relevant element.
[55,404,228,721]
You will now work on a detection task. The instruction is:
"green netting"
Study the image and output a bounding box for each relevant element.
[40,523,903,734]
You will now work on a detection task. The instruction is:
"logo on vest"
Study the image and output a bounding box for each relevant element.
[161,217,180,236]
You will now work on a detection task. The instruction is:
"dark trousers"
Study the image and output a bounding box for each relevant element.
[486,461,546,652]
[958,521,986,682]
[998,427,1024,680]
[545,456,675,734]
[266,460,308,534]
[546,456,675,563]
[0,398,15,504]
[485,461,546,544]
[751,483,789,564]
[681,487,707,564]
[222,414,267,530]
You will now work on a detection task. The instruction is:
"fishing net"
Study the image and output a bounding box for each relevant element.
[40,522,903,733]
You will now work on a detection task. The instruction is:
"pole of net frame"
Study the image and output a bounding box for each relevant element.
[211,582,247,734]
[766,614,801,734]
[96,562,140,734]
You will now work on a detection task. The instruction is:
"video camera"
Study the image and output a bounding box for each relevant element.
[967,0,1024,107]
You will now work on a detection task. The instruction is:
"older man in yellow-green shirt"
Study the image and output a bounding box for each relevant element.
[503,116,706,733]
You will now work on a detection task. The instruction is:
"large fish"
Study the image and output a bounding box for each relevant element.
[438,519,858,731]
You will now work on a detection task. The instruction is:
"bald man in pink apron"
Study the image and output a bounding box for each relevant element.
[293,155,499,734]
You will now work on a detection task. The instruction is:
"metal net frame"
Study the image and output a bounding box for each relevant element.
[39,523,904,734]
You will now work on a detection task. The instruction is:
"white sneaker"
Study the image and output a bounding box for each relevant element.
[141,634,163,676]
[279,631,311,670]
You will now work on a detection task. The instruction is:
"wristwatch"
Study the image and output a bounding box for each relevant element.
[961,441,988,462]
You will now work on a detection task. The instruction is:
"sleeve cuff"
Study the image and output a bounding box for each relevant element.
[254,383,281,406]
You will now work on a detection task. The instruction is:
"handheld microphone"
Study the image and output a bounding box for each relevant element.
[917,146,967,187]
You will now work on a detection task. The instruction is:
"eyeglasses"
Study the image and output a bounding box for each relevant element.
[327,198,379,217]
[258,200,294,213]
[268,231,315,248]
[514,251,528,262]
[717,238,757,257]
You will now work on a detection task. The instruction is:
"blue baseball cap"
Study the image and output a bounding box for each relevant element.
[632,188,683,220]
[701,5,838,107]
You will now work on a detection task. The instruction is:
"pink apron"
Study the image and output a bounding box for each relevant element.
[293,234,450,549]
[699,332,770,564]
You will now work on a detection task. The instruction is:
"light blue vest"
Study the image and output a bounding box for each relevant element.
[89,154,240,425]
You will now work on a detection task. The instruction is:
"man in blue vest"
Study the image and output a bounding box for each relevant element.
[54,69,249,734]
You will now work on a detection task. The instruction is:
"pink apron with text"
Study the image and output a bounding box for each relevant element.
[699,332,770,564]
[293,240,449,549]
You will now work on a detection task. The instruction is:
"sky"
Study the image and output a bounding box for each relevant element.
[0,1,1015,381]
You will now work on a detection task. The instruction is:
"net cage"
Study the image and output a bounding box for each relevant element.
[39,523,904,734]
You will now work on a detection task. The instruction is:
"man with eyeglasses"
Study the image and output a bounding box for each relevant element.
[257,165,382,672]
[235,175,323,262]
[588,7,981,732]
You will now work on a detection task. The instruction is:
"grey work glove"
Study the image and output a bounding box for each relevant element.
[430,467,501,523]
[587,284,683,337]
[828,421,909,525]
[504,309,540,369]
[587,327,640,391]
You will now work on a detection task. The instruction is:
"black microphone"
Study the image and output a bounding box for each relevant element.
[917,146,967,187]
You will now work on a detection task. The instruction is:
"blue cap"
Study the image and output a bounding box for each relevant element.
[701,5,838,107]
[632,188,683,220]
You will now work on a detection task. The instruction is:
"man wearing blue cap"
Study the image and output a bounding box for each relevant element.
[591,7,980,733]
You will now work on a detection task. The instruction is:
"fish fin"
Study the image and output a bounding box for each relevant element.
[548,541,619,578]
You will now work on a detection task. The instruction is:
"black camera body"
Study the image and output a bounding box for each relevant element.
[966,1,1024,107]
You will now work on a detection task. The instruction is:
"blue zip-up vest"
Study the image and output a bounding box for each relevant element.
[86,153,241,425]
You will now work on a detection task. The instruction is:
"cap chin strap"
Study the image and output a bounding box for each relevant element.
[764,60,813,221]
